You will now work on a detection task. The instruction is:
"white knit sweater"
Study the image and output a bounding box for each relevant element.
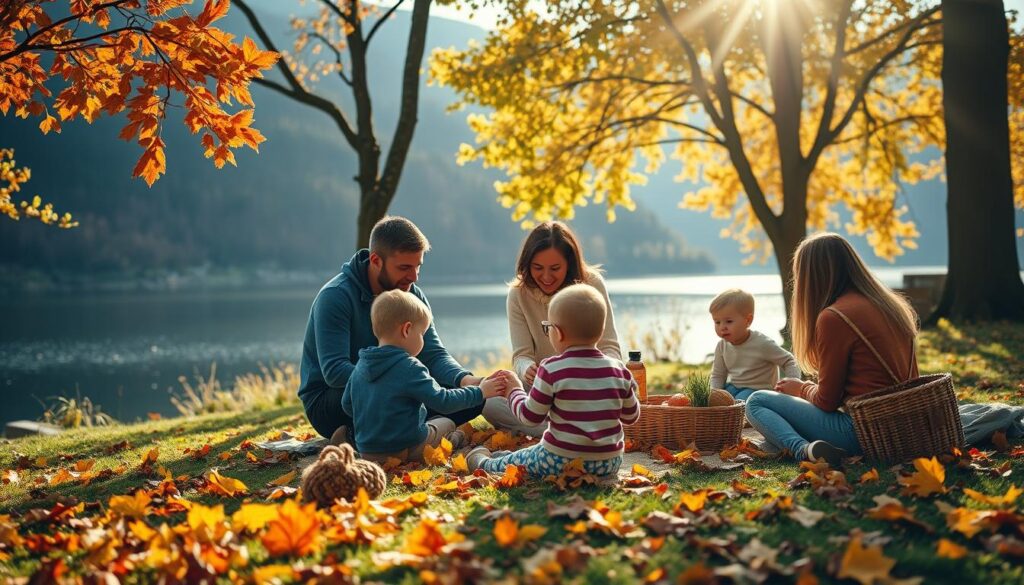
[506,272,622,382]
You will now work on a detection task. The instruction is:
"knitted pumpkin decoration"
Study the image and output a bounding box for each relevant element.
[301,444,386,508]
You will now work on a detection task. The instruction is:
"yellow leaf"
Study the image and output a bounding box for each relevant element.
[645,568,666,583]
[269,470,297,487]
[962,485,1022,509]
[631,463,653,478]
[39,114,60,135]
[187,503,228,544]
[452,453,469,473]
[74,460,95,473]
[837,534,896,585]
[944,506,989,539]
[205,469,248,497]
[128,520,156,542]
[516,523,548,545]
[261,499,322,557]
[936,538,968,559]
[403,469,433,487]
[493,515,519,547]
[232,503,279,533]
[423,440,450,466]
[252,565,294,585]
[108,490,152,518]
[898,457,946,497]
[141,448,159,466]
[676,490,708,513]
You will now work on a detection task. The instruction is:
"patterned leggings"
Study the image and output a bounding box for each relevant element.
[479,444,622,478]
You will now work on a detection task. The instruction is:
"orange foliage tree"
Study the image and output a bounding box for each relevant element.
[0,0,279,225]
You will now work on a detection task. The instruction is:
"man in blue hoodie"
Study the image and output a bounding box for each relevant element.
[298,216,493,443]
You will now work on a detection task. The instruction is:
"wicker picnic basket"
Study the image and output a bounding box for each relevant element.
[623,395,745,452]
[826,306,963,463]
[846,373,963,463]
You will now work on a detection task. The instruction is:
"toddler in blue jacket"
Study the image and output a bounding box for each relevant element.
[342,289,507,463]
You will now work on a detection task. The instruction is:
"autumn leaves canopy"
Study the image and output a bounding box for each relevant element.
[0,0,278,186]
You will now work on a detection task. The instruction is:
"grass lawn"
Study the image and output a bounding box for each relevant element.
[2,321,1023,583]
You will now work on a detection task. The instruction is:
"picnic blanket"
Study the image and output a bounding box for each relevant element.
[960,402,1024,446]
[256,432,328,457]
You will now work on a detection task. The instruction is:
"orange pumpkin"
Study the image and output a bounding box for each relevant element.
[665,393,691,407]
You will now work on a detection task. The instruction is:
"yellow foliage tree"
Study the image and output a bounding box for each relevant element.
[432,0,1019,322]
[1,149,76,228]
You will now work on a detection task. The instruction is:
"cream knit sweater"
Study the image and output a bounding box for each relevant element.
[506,272,622,382]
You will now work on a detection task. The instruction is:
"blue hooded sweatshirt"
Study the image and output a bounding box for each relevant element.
[297,250,472,409]
[341,345,484,453]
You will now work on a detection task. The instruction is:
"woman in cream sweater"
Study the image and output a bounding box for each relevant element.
[482,221,622,436]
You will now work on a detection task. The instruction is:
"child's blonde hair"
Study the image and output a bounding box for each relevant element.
[371,289,432,337]
[709,289,755,315]
[549,283,606,342]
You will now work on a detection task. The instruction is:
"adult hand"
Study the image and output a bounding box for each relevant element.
[774,378,804,397]
[523,363,538,387]
[460,375,484,387]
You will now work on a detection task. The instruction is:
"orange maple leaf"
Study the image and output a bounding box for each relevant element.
[497,464,526,488]
[261,499,323,558]
[402,519,450,557]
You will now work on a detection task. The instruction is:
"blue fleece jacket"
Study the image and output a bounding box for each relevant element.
[341,345,484,453]
[297,250,472,409]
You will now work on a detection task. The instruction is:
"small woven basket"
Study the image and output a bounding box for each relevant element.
[624,395,745,452]
[845,372,963,463]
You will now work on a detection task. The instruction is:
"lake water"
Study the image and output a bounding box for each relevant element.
[0,268,939,425]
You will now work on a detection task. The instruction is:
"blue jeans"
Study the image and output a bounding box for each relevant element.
[725,383,757,401]
[480,444,622,478]
[744,390,861,458]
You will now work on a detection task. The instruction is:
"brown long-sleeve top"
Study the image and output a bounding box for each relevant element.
[799,291,918,412]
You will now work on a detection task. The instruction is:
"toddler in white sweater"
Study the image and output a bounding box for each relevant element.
[709,289,800,401]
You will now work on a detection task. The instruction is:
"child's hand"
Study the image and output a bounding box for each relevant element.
[480,376,507,399]
[486,369,519,390]
[523,363,538,386]
[774,378,804,396]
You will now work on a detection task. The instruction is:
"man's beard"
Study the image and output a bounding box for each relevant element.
[377,262,411,291]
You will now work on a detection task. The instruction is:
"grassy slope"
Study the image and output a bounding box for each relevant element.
[2,322,1023,583]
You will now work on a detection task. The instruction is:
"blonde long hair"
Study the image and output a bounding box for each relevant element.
[790,233,918,374]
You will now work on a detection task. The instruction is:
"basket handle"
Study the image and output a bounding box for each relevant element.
[825,307,914,385]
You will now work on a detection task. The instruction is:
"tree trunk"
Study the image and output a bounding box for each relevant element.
[930,0,1024,323]
[356,186,392,249]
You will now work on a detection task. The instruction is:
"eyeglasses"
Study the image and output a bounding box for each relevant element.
[541,320,558,337]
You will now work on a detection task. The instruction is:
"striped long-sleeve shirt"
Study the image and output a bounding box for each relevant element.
[507,346,640,461]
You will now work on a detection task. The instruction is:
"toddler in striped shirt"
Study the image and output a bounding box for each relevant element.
[466,283,640,479]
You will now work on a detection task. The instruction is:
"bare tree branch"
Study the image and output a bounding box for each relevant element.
[365,0,407,46]
[234,0,358,147]
[808,0,853,167]
[827,6,940,144]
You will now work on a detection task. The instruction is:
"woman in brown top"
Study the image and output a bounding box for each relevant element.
[745,233,919,467]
